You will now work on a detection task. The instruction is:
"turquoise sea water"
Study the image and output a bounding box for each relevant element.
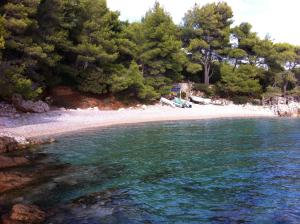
[10,119,300,223]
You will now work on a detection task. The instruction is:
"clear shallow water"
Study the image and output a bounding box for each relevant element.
[13,119,300,223]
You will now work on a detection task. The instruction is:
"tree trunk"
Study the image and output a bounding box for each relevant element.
[233,59,238,71]
[204,64,210,85]
[283,81,289,105]
[283,82,288,97]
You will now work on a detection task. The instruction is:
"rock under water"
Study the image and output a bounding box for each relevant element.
[46,188,152,224]
[2,204,46,224]
[0,172,33,194]
[0,156,29,169]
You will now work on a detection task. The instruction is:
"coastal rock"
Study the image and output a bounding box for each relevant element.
[28,137,56,146]
[12,94,50,113]
[0,102,17,117]
[276,104,300,117]
[2,204,46,224]
[1,215,20,224]
[0,137,19,153]
[0,172,33,193]
[0,133,55,153]
[0,133,29,146]
[0,156,29,169]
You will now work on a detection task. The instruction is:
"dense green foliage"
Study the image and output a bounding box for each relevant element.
[0,0,299,103]
[0,16,5,54]
[218,63,262,97]
[183,2,233,85]
[122,2,186,98]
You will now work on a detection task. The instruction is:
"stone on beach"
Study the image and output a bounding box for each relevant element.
[12,94,50,113]
[275,103,300,117]
[0,103,17,117]
[0,137,19,153]
[0,103,277,138]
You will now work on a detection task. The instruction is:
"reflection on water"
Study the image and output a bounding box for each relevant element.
[2,118,300,223]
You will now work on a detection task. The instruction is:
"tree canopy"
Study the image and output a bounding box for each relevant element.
[183,2,233,85]
[0,0,299,103]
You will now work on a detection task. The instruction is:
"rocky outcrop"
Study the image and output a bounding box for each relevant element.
[0,134,30,153]
[12,94,50,113]
[2,204,46,224]
[0,172,33,193]
[0,156,29,169]
[275,103,300,117]
[0,133,55,153]
[0,103,18,117]
[262,96,300,117]
[27,137,56,146]
[0,137,19,153]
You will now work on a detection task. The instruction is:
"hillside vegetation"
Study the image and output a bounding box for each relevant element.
[0,0,299,103]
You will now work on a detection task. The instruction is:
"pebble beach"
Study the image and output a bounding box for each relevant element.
[0,104,276,138]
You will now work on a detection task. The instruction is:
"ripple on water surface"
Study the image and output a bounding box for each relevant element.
[7,118,300,223]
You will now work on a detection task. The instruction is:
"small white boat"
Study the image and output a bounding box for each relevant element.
[160,97,192,108]
[160,97,176,107]
[173,97,192,108]
[190,96,211,105]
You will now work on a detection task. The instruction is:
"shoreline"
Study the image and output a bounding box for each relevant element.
[0,104,277,138]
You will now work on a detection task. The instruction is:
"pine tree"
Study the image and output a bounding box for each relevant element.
[231,23,274,67]
[183,2,233,85]
[73,0,123,94]
[0,0,46,99]
[218,63,262,97]
[137,2,186,96]
[272,43,299,96]
[0,16,6,58]
[111,61,159,101]
[37,0,81,86]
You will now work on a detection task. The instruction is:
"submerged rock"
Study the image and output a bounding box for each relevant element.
[12,94,50,113]
[0,172,33,193]
[2,204,46,224]
[0,156,29,169]
[46,189,118,223]
[47,188,149,223]
[10,204,46,223]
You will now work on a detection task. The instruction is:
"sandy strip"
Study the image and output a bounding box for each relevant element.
[0,104,276,138]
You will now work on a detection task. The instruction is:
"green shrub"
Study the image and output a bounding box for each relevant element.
[250,99,262,105]
[288,87,300,96]
[231,96,249,105]
[263,86,282,98]
[193,83,216,97]
[218,63,262,97]
[193,83,209,92]
[0,65,42,100]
